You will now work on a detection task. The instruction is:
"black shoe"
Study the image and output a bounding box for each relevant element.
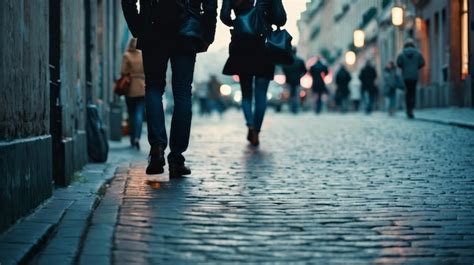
[146,146,165,175]
[407,111,415,119]
[169,164,191,178]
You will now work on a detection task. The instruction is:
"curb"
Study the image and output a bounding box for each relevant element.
[0,163,118,265]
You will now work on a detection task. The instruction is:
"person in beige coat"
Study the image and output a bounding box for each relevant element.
[121,38,145,149]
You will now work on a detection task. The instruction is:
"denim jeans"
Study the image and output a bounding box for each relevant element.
[125,96,145,144]
[142,41,196,165]
[239,75,270,133]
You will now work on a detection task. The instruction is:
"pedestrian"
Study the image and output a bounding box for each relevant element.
[122,0,217,176]
[383,61,403,116]
[282,47,307,114]
[397,39,425,119]
[221,0,287,146]
[335,65,352,113]
[349,72,362,111]
[120,38,146,150]
[207,75,224,116]
[359,61,378,114]
[309,58,329,114]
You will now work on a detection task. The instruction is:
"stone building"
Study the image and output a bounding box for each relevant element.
[0,0,128,232]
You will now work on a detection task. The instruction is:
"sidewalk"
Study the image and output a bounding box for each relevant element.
[0,139,146,265]
[399,108,474,129]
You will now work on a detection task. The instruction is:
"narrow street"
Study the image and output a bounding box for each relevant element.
[75,112,474,264]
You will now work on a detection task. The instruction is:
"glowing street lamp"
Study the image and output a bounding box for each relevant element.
[219,84,232,96]
[353,30,365,48]
[392,6,404,26]
[345,51,356,66]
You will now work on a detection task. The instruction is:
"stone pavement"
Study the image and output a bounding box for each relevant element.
[79,112,474,264]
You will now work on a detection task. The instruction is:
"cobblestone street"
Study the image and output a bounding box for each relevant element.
[80,112,474,264]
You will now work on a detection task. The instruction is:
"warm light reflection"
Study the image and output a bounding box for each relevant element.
[392,6,404,26]
[354,30,365,48]
[461,0,469,79]
[274,74,286,85]
[146,180,161,190]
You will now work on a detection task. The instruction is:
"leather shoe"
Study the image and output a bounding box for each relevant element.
[169,164,191,178]
[146,146,165,175]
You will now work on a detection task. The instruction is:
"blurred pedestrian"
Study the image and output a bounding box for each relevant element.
[195,83,210,116]
[120,38,145,150]
[335,65,352,113]
[309,58,329,114]
[359,61,378,114]
[349,72,362,111]
[282,47,307,114]
[122,0,217,176]
[397,39,425,119]
[207,75,224,115]
[221,0,287,146]
[383,61,403,116]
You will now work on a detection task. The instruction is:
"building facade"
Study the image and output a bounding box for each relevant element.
[0,0,127,232]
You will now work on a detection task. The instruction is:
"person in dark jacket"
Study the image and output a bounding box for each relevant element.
[383,61,402,116]
[359,61,378,114]
[309,58,329,114]
[282,47,307,114]
[221,0,287,146]
[397,39,425,119]
[122,0,217,177]
[335,65,352,113]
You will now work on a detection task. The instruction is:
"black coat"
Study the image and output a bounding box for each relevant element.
[359,64,378,93]
[282,56,307,87]
[309,61,328,93]
[335,67,351,97]
[220,0,287,79]
[121,0,217,49]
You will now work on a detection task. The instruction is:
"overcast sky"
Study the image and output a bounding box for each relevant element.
[209,0,310,52]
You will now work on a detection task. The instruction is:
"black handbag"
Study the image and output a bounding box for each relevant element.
[265,27,294,65]
[233,6,269,37]
[177,0,209,53]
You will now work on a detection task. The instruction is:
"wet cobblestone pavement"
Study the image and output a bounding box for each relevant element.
[81,112,474,264]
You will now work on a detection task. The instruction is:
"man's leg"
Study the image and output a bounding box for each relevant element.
[253,77,270,133]
[404,80,416,118]
[168,52,196,167]
[142,44,171,174]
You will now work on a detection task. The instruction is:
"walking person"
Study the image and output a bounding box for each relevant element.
[282,47,307,114]
[349,72,362,111]
[359,61,378,114]
[335,65,352,113]
[221,0,287,146]
[383,61,402,116]
[309,58,329,114]
[122,0,217,176]
[397,39,425,119]
[121,38,145,150]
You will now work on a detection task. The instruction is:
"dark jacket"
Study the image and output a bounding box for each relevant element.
[359,64,377,93]
[309,61,329,93]
[335,67,352,97]
[221,0,287,79]
[282,55,307,87]
[396,47,425,81]
[121,0,217,48]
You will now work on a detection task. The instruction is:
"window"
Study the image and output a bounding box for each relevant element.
[461,0,469,79]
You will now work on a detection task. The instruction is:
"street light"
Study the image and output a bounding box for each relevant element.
[353,30,365,48]
[391,6,404,26]
[345,51,356,66]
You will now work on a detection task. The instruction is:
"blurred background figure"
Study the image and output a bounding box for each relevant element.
[349,71,362,112]
[195,83,211,116]
[283,47,307,114]
[120,38,145,150]
[383,61,402,116]
[309,57,329,114]
[359,61,378,114]
[207,75,224,116]
[335,65,352,113]
[397,39,425,119]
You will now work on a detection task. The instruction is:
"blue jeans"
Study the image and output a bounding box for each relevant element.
[142,42,196,165]
[239,75,270,133]
[125,96,145,144]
